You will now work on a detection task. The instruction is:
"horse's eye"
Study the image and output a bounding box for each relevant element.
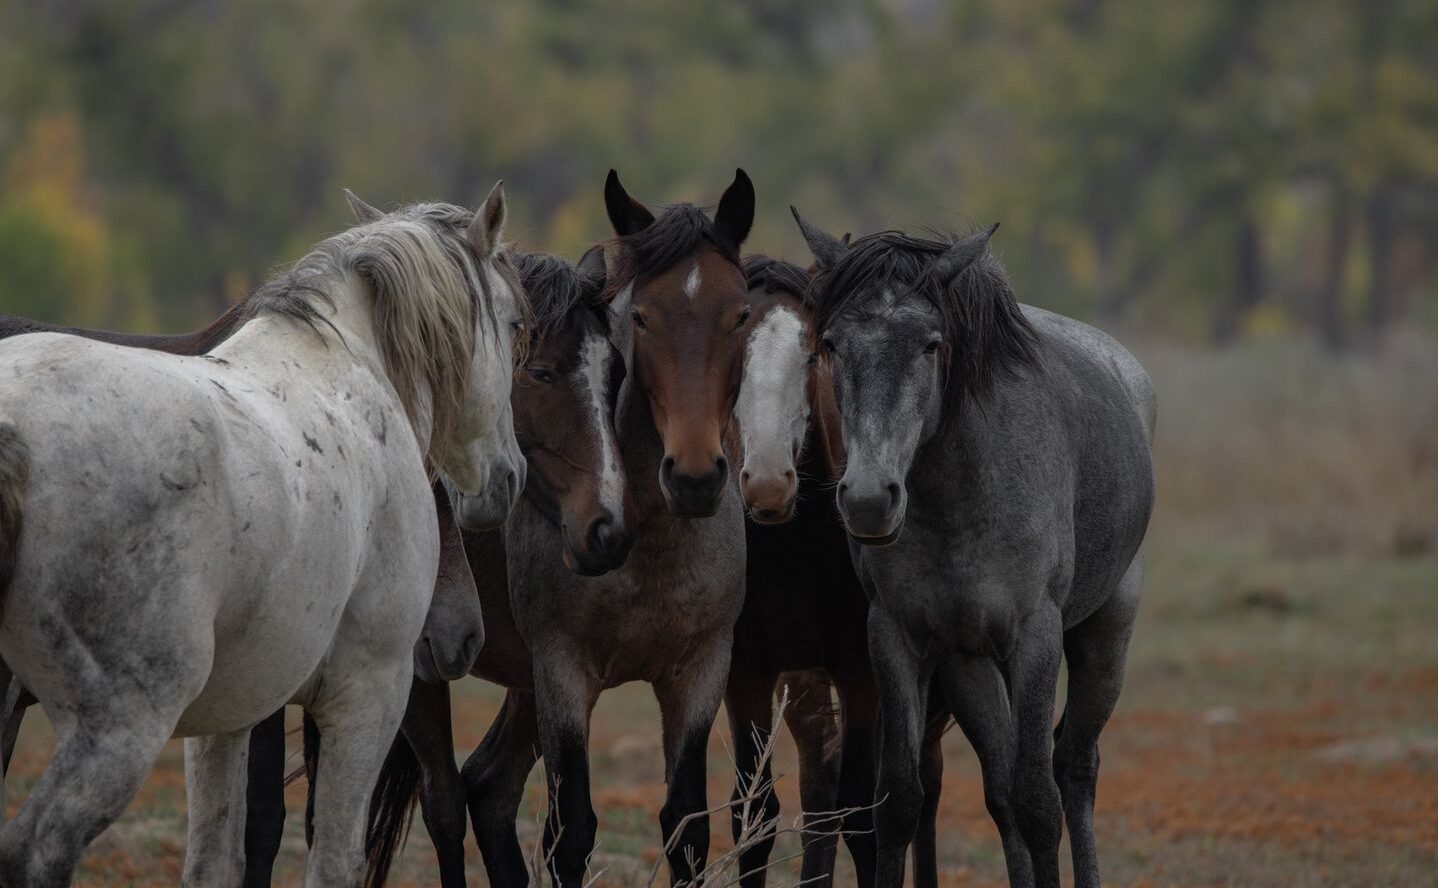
[511,320,525,334]
[631,310,647,330]
[528,367,557,384]
[821,335,837,355]
[735,308,752,330]
[806,352,818,367]
[924,338,942,355]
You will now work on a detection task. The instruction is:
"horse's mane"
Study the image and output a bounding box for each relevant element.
[742,254,812,301]
[812,229,1038,403]
[515,252,606,340]
[604,203,740,298]
[244,201,525,455]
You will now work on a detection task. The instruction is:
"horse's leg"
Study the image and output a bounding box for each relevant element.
[533,656,601,887]
[183,728,253,887]
[1054,556,1141,888]
[241,708,288,888]
[1005,603,1064,888]
[401,679,469,888]
[304,662,411,888]
[910,704,947,888]
[723,659,779,888]
[868,607,930,888]
[782,672,840,888]
[462,688,540,888]
[654,637,730,885]
[832,668,879,888]
[0,702,178,888]
[939,656,1033,888]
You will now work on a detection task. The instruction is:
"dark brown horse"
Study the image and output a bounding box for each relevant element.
[725,256,953,888]
[346,246,636,888]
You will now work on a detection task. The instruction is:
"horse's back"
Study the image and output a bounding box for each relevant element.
[1021,305,1155,445]
[1018,306,1155,624]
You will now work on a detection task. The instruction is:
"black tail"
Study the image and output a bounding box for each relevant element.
[363,730,422,888]
[300,712,322,847]
[0,423,29,612]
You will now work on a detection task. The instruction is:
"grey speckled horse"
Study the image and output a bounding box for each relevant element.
[793,212,1155,888]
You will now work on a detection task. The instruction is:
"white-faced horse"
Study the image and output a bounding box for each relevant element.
[0,185,527,888]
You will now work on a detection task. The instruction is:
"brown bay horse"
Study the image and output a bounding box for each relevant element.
[362,170,758,888]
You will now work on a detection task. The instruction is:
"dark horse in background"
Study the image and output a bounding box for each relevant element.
[793,212,1155,888]
[726,255,955,888]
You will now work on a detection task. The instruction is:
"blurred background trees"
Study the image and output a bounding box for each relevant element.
[1,0,1434,347]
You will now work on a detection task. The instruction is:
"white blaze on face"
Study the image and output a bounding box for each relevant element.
[735,306,810,481]
[575,332,625,518]
[683,263,702,300]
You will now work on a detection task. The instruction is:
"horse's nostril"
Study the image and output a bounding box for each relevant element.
[660,456,676,480]
[783,469,795,482]
[588,516,614,552]
[715,455,728,475]
[740,469,751,485]
[462,631,481,663]
[885,481,902,505]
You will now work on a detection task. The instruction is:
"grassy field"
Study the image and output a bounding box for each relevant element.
[8,335,1438,887]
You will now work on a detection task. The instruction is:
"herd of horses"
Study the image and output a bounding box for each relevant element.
[0,168,1154,888]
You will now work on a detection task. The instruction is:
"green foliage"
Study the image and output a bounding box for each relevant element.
[0,0,1433,342]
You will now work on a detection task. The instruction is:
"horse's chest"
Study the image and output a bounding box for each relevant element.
[560,535,744,685]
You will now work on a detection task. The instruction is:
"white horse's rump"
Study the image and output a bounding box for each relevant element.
[0,185,525,888]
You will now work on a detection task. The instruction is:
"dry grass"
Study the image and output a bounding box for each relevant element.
[7,334,1438,886]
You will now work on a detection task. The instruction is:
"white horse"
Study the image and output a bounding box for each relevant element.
[0,184,526,887]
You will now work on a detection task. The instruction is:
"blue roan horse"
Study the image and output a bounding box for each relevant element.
[793,211,1155,888]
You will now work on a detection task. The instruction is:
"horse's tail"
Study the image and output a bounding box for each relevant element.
[0,422,30,611]
[299,708,422,888]
[363,731,422,888]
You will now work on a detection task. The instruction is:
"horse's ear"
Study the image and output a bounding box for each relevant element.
[576,244,607,286]
[790,206,847,270]
[344,189,385,224]
[469,180,508,258]
[714,168,755,251]
[605,170,655,236]
[931,222,999,287]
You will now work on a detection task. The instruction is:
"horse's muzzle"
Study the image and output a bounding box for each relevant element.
[660,454,728,518]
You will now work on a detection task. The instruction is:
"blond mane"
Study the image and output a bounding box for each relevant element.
[245,201,523,459]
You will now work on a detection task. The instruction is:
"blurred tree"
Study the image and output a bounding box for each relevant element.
[0,0,1433,343]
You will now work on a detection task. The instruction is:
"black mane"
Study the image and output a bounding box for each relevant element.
[812,230,1039,403]
[742,254,812,301]
[516,252,606,339]
[606,203,740,296]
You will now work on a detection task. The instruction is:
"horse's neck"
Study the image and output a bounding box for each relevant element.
[216,280,435,455]
[616,371,667,513]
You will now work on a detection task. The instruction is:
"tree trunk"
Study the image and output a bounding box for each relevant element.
[1213,214,1263,344]
[1364,184,1396,341]
[1316,185,1352,352]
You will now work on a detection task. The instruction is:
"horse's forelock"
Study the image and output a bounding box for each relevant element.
[813,230,1038,404]
[602,203,740,302]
